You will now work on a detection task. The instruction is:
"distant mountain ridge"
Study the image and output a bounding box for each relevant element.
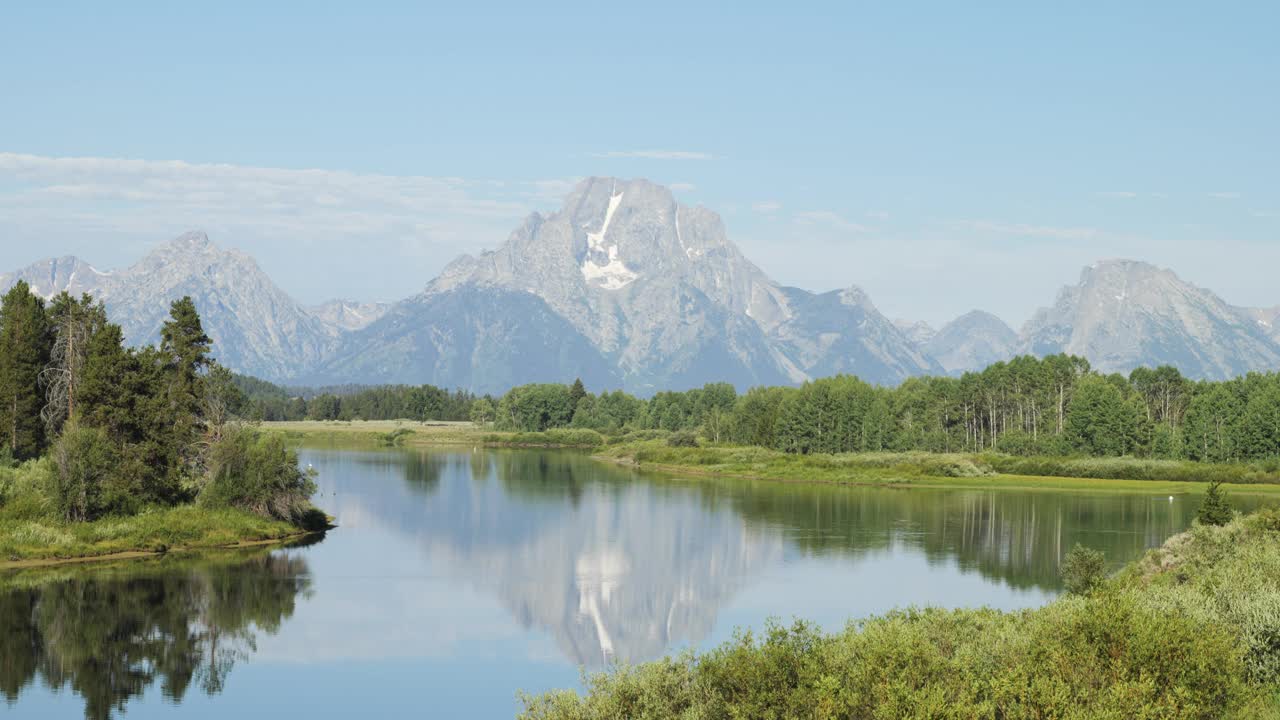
[4,178,1280,390]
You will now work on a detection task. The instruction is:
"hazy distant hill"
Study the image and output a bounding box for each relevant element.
[1,232,338,381]
[925,311,1019,375]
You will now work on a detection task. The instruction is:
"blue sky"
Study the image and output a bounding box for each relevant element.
[1,1,1276,325]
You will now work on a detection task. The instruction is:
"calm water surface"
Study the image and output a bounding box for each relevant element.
[3,447,1269,718]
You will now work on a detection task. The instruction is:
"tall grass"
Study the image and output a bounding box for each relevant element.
[0,505,303,561]
[983,454,1280,484]
[605,440,1280,489]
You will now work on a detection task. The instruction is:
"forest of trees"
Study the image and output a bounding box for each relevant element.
[0,281,316,525]
[232,375,477,423]
[483,358,1280,463]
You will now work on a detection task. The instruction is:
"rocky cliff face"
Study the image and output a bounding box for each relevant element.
[374,177,934,392]
[0,256,111,299]
[307,299,392,333]
[1019,260,1280,379]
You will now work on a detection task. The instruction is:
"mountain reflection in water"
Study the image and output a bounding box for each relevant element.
[310,449,1237,669]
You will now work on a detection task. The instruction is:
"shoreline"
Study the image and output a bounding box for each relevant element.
[599,452,1280,495]
[269,420,1280,495]
[0,529,326,570]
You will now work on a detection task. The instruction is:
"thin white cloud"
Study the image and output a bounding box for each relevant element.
[668,182,696,192]
[865,210,890,221]
[794,210,870,234]
[0,151,574,241]
[752,200,782,214]
[0,151,581,301]
[952,219,1102,241]
[1208,191,1241,199]
[1097,191,1139,199]
[590,150,715,160]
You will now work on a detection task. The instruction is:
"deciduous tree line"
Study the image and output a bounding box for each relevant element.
[489,356,1280,462]
[233,376,478,423]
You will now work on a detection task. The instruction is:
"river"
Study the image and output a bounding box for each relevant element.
[2,447,1266,718]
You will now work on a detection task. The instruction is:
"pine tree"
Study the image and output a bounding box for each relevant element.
[40,293,108,435]
[568,378,587,419]
[1197,479,1233,526]
[160,297,212,451]
[77,321,139,443]
[0,282,51,459]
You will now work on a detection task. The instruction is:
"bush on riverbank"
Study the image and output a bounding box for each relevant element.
[520,509,1280,719]
[199,427,318,524]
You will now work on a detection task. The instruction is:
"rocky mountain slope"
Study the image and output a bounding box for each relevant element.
[313,177,937,392]
[6,184,1280,390]
[1018,260,1280,379]
[306,299,392,332]
[0,255,111,299]
[2,232,340,381]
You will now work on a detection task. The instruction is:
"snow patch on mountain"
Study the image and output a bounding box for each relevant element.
[581,190,638,290]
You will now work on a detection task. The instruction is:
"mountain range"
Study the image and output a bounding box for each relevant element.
[3,177,1278,392]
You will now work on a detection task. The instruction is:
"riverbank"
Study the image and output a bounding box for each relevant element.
[521,507,1280,718]
[0,505,322,568]
[265,420,606,449]
[269,421,1280,495]
[598,441,1280,495]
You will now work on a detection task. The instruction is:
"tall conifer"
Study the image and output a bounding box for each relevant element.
[0,282,51,459]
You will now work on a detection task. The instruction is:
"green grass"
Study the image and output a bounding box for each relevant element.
[266,419,493,447]
[266,420,606,449]
[601,441,1280,495]
[520,508,1280,719]
[0,505,305,563]
[481,428,605,448]
[0,456,314,564]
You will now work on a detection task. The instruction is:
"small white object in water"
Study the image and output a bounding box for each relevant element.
[1169,496,1174,502]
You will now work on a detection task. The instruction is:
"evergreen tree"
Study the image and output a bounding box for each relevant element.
[160,297,212,467]
[77,321,139,443]
[0,282,51,459]
[1197,479,1233,526]
[40,293,108,435]
[568,378,587,419]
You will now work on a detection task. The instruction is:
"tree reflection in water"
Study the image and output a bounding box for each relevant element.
[0,547,313,720]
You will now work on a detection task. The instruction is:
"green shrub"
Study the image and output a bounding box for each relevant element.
[48,425,119,522]
[378,427,414,447]
[1062,544,1107,595]
[199,427,317,524]
[667,431,699,448]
